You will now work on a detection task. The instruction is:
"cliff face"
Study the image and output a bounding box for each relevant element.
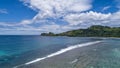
[41,25,120,37]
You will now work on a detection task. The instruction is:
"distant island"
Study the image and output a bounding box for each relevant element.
[41,25,120,37]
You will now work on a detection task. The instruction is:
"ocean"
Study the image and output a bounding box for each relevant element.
[0,36,120,68]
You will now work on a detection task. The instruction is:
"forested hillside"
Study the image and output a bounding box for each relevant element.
[41,25,120,37]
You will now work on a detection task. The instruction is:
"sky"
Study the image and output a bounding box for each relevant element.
[0,0,120,35]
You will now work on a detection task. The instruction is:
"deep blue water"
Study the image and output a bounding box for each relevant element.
[0,36,100,68]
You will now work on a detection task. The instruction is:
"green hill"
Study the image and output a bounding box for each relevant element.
[41,25,120,37]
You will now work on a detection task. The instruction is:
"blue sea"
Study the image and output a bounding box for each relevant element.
[0,36,120,68]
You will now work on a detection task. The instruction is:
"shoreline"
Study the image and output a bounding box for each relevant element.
[40,35,120,38]
[14,41,102,68]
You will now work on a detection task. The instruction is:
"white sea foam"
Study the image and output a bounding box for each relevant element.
[70,59,78,64]
[14,41,102,68]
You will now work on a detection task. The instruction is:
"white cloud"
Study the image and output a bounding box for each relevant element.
[0,10,120,34]
[64,11,112,26]
[0,0,120,34]
[102,6,111,11]
[19,20,33,25]
[0,22,16,26]
[21,0,92,22]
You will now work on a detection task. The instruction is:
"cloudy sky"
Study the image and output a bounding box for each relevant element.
[0,0,120,35]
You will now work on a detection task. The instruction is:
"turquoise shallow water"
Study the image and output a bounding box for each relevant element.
[17,38,120,68]
[0,36,120,68]
[0,36,100,68]
[0,51,7,56]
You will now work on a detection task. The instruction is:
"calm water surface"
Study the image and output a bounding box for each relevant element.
[0,36,99,68]
[0,36,120,68]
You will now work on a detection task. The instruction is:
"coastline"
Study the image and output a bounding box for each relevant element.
[15,41,102,68]
[16,38,120,68]
[41,36,120,38]
[0,36,119,68]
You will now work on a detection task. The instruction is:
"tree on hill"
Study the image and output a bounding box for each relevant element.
[41,25,120,37]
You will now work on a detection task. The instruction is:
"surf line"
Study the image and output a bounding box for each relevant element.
[14,41,102,68]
